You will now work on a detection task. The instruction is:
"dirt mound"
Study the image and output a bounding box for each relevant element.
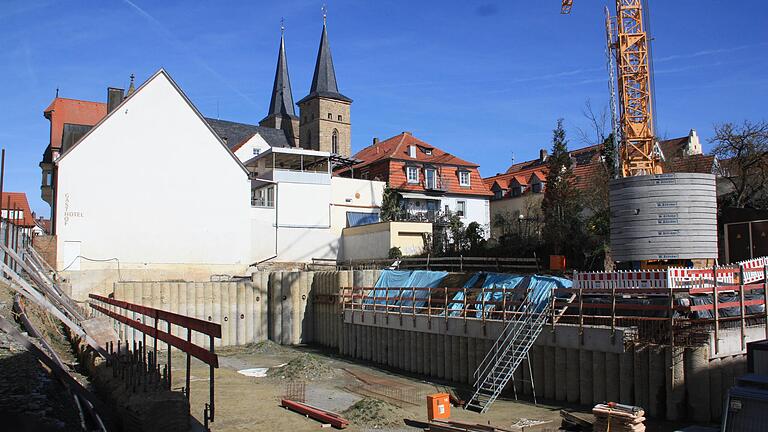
[342,398,402,429]
[219,340,290,356]
[268,353,336,380]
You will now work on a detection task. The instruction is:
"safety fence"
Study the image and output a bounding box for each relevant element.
[89,294,221,430]
[342,263,768,348]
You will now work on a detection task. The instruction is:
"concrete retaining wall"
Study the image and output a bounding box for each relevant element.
[113,281,266,348]
[343,309,748,423]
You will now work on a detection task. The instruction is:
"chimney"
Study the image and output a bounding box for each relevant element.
[539,148,548,162]
[107,87,125,113]
[403,131,412,136]
[373,137,379,144]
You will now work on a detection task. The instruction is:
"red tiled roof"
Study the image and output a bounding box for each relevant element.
[350,133,480,170]
[341,133,492,197]
[1,192,35,227]
[44,97,107,150]
[668,154,716,174]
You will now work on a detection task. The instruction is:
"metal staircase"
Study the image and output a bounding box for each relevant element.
[465,294,551,413]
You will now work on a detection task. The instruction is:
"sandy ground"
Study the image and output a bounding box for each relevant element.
[177,342,573,432]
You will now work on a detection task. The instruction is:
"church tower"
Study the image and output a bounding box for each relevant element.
[260,26,300,147]
[297,18,352,156]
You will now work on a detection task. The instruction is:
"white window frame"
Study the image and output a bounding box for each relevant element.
[425,168,437,189]
[456,200,466,218]
[459,171,471,187]
[407,166,419,184]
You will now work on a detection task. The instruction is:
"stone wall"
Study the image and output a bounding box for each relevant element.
[32,235,57,269]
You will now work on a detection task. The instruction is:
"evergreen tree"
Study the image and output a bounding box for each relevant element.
[541,119,583,256]
[380,186,401,222]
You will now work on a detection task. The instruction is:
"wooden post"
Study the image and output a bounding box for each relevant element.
[610,279,617,336]
[482,286,487,324]
[444,287,449,330]
[502,286,507,324]
[427,289,432,329]
[739,265,746,351]
[578,284,584,339]
[764,265,768,340]
[713,266,719,354]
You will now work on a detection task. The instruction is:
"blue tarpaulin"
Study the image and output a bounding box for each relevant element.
[369,269,448,312]
[366,270,572,318]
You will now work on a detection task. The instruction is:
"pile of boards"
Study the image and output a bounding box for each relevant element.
[592,403,645,432]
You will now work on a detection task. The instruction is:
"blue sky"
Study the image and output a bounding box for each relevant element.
[2,1,767,216]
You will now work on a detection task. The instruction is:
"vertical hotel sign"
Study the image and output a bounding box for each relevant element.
[63,193,84,226]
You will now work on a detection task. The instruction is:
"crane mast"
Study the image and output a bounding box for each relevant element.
[563,0,660,176]
[612,0,660,176]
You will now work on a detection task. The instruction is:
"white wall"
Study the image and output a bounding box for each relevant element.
[403,194,490,237]
[55,71,252,273]
[330,177,384,234]
[233,133,272,162]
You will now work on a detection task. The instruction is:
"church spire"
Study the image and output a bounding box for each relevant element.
[302,17,351,103]
[266,20,296,117]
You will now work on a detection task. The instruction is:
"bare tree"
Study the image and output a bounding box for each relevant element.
[710,120,768,208]
[576,98,609,147]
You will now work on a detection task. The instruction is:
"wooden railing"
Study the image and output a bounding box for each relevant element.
[313,256,539,272]
[341,266,768,349]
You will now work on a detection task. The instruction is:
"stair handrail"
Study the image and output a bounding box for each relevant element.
[472,289,545,386]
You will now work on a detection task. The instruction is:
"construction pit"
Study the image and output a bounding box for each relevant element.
[180,341,686,431]
[97,263,766,430]
[4,240,766,432]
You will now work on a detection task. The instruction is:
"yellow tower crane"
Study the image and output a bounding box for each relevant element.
[562,0,661,177]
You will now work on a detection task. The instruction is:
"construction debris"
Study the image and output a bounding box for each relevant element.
[270,353,336,380]
[560,408,594,430]
[280,399,350,429]
[592,403,646,432]
[340,398,401,429]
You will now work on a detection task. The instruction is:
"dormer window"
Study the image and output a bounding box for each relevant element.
[531,182,543,193]
[459,171,470,187]
[424,148,432,155]
[409,145,417,158]
[512,186,523,197]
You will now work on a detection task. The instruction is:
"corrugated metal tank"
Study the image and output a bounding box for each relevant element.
[609,173,718,261]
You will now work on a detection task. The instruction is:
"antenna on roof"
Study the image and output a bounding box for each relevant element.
[216,100,220,120]
[511,151,515,165]
[322,3,327,24]
[55,87,59,98]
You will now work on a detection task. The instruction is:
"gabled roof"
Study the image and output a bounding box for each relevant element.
[56,69,248,175]
[265,33,297,118]
[1,192,35,227]
[204,118,292,150]
[484,144,603,193]
[41,97,107,164]
[658,136,690,161]
[528,171,545,182]
[297,22,351,104]
[348,132,479,170]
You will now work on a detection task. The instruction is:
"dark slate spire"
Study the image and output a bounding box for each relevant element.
[298,21,351,104]
[267,28,297,117]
